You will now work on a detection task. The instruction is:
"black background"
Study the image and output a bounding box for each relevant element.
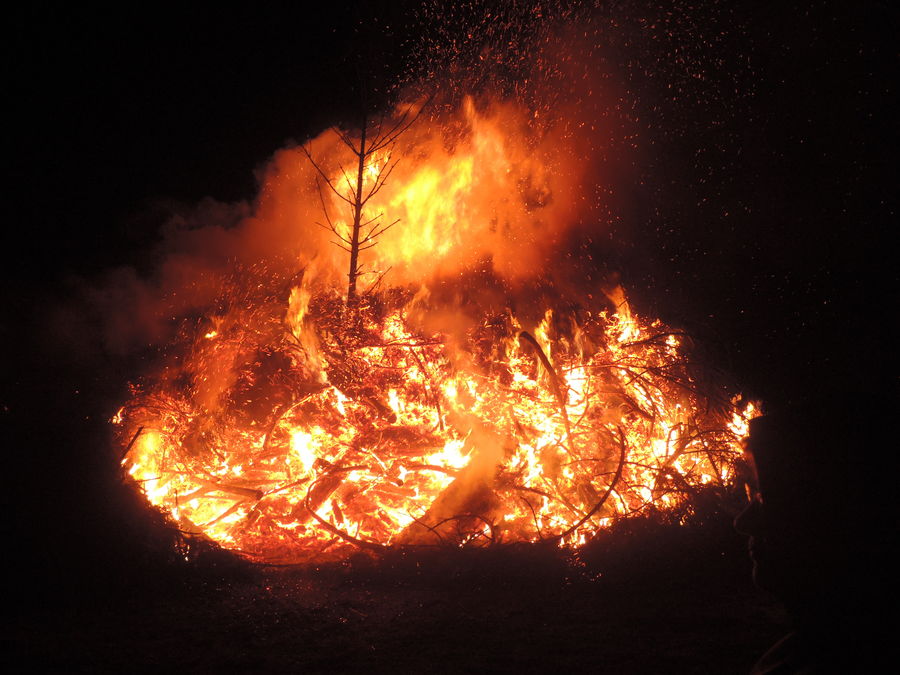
[5,0,896,649]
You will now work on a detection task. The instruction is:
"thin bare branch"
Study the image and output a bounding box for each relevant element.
[359,212,384,228]
[362,218,401,243]
[373,113,386,142]
[338,164,356,196]
[313,177,346,237]
[316,222,353,247]
[367,107,422,154]
[362,156,399,204]
[368,96,431,153]
[315,220,337,234]
[301,146,354,205]
[367,115,409,153]
[335,128,360,155]
[363,266,393,296]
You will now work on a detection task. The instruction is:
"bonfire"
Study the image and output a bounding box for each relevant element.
[114,96,757,563]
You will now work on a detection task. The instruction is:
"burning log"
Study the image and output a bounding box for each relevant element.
[397,420,509,546]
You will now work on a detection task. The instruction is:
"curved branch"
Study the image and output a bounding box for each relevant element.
[553,426,629,542]
[301,146,353,205]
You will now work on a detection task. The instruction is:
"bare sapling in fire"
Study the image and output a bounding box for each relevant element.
[301,104,423,308]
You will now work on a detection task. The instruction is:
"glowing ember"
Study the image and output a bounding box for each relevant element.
[114,96,756,563]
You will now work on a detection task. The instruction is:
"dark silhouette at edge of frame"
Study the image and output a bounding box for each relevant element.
[735,378,897,673]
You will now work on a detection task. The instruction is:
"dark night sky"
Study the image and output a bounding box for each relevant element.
[9,5,373,277]
[4,2,897,584]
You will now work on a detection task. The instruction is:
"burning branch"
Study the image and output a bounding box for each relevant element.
[519,330,573,450]
[554,426,629,542]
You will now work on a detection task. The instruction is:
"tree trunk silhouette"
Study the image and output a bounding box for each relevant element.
[346,120,366,305]
[302,104,424,309]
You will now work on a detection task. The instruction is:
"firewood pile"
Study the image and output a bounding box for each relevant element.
[117,286,755,563]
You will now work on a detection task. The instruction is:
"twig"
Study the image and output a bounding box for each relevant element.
[363,266,393,296]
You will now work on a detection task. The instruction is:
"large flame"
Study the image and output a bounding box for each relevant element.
[115,97,756,563]
[258,96,594,288]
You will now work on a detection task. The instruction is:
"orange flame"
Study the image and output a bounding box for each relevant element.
[259,96,592,290]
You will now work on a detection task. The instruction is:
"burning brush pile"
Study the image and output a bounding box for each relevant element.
[113,92,756,564]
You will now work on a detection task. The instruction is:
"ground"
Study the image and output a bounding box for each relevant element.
[15,525,786,673]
